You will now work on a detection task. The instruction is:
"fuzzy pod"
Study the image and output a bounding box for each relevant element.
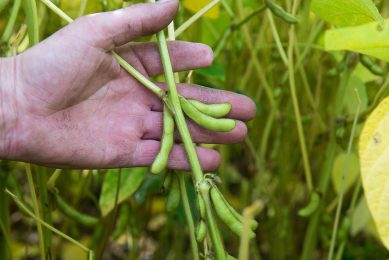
[266,0,298,24]
[151,106,175,174]
[196,220,207,242]
[180,97,236,132]
[188,99,232,118]
[360,55,384,76]
[214,186,258,230]
[298,192,320,218]
[196,194,206,219]
[54,194,99,227]
[210,187,255,238]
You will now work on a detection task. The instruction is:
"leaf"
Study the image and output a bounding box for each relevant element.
[325,20,389,62]
[351,196,371,236]
[331,152,360,194]
[311,0,384,27]
[99,168,146,217]
[344,75,368,115]
[196,63,225,81]
[359,96,389,250]
[182,0,220,19]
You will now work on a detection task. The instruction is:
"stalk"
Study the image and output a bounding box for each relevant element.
[36,166,52,257]
[327,90,361,260]
[1,0,22,43]
[5,189,92,255]
[26,164,46,260]
[287,0,313,191]
[167,22,199,260]
[175,0,220,37]
[24,0,40,45]
[267,9,288,66]
[178,174,199,260]
[199,182,226,260]
[0,169,10,260]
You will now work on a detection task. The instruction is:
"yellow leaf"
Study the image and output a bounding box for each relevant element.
[183,0,220,19]
[325,20,389,62]
[359,96,389,250]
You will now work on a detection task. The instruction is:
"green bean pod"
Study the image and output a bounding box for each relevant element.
[360,55,384,76]
[266,0,298,24]
[166,175,180,213]
[214,186,258,230]
[188,99,232,118]
[54,194,99,227]
[162,172,172,193]
[196,193,206,219]
[151,106,174,174]
[298,192,320,217]
[180,97,236,132]
[196,220,207,242]
[210,187,255,238]
[227,255,238,260]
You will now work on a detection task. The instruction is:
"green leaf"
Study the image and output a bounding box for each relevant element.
[311,0,384,27]
[359,96,389,249]
[344,75,368,115]
[99,168,147,217]
[325,20,389,62]
[351,196,371,236]
[196,63,225,81]
[331,152,360,194]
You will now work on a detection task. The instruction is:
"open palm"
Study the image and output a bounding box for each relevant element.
[7,0,255,169]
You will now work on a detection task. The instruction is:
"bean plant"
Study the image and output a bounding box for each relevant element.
[1,0,389,259]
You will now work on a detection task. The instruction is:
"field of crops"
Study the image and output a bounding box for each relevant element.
[1,0,389,259]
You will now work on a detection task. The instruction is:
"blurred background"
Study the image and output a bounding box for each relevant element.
[1,0,389,259]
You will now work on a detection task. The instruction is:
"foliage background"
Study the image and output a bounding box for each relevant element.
[1,0,389,259]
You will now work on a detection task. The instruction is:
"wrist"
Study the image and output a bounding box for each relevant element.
[0,56,21,160]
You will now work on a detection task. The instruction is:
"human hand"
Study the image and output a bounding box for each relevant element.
[1,0,256,169]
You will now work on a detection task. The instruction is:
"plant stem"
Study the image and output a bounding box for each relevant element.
[178,174,199,260]
[267,9,288,66]
[36,166,52,257]
[5,189,92,254]
[24,0,40,46]
[327,90,361,260]
[0,168,10,260]
[1,0,22,43]
[239,200,263,260]
[287,5,313,191]
[156,29,204,183]
[26,164,46,260]
[200,182,226,260]
[175,0,220,37]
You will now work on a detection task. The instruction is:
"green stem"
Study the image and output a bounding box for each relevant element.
[156,29,204,183]
[36,166,52,257]
[26,164,46,260]
[287,9,313,191]
[24,0,40,46]
[178,174,199,260]
[267,9,288,66]
[5,189,92,254]
[175,0,220,37]
[0,169,10,260]
[199,181,226,260]
[327,90,361,260]
[1,0,22,43]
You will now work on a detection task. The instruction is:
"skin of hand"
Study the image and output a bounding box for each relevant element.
[0,0,256,170]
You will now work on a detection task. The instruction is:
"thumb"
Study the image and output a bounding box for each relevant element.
[72,0,179,50]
